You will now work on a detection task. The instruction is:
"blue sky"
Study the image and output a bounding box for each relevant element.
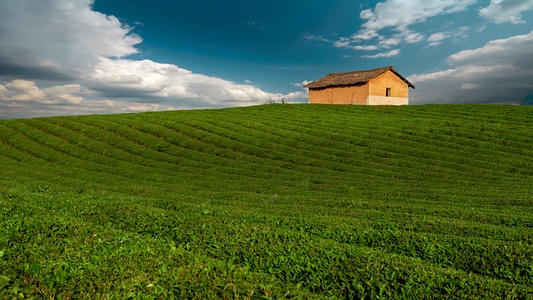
[1,0,533,118]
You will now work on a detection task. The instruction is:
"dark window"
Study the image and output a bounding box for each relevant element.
[386,88,392,97]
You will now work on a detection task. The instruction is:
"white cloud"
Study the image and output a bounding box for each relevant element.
[401,29,425,44]
[333,0,476,54]
[359,0,475,32]
[88,57,305,106]
[303,35,330,43]
[461,83,480,89]
[408,30,533,104]
[362,49,400,59]
[0,79,90,104]
[355,45,380,51]
[246,21,265,29]
[0,95,182,119]
[378,37,401,48]
[42,84,89,104]
[0,80,46,102]
[448,30,533,66]
[408,69,456,83]
[426,27,469,47]
[124,104,164,112]
[455,26,471,39]
[334,38,379,50]
[0,0,303,118]
[427,32,450,46]
[291,80,313,88]
[479,0,533,24]
[350,29,379,41]
[0,0,141,79]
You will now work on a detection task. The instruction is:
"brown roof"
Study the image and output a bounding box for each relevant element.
[304,66,414,89]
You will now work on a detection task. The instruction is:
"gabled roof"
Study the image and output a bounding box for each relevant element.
[304,66,415,89]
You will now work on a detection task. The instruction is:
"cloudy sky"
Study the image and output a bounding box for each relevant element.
[1,0,533,118]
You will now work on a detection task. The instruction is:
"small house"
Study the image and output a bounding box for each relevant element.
[304,66,414,105]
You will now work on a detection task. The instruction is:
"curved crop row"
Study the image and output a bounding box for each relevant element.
[1,104,533,298]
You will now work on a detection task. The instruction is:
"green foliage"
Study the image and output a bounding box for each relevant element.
[1,104,533,298]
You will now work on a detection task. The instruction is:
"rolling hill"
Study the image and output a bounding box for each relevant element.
[1,104,533,298]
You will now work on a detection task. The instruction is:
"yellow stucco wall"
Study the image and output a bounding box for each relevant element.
[308,84,368,104]
[368,70,409,98]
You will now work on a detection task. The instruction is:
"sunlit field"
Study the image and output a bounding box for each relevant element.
[1,104,533,298]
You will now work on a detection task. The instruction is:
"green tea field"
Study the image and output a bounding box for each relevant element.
[1,104,533,299]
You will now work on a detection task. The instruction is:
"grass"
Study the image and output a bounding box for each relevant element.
[1,104,533,299]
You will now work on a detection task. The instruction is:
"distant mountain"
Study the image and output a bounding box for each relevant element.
[521,94,533,105]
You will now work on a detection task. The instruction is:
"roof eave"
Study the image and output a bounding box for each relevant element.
[304,66,415,89]
[304,82,368,89]
[388,68,415,89]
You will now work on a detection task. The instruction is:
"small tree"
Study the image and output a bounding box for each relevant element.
[263,94,286,105]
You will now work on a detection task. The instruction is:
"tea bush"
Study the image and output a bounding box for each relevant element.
[1,104,533,298]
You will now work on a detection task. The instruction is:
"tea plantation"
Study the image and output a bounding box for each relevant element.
[1,104,532,299]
